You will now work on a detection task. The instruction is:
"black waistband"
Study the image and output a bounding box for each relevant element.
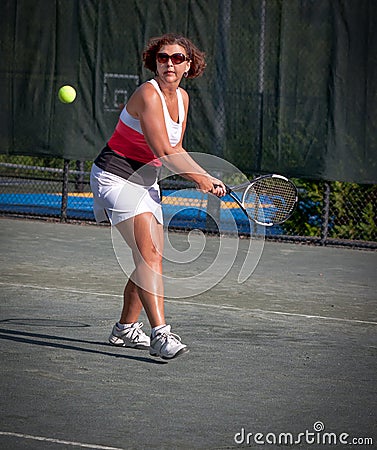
[94,145,158,185]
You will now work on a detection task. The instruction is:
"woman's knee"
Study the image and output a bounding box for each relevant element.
[135,243,162,268]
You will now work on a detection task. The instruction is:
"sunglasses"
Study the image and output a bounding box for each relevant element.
[156,52,190,65]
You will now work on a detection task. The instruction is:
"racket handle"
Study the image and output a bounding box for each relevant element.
[213,183,231,194]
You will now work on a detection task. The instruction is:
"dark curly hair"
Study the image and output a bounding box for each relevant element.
[143,33,206,79]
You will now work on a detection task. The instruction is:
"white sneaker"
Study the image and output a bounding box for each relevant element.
[108,322,150,349]
[150,325,189,359]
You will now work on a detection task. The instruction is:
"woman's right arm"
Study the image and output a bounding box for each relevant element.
[127,83,226,196]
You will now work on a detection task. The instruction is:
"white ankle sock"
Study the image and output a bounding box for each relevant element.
[117,322,133,330]
[151,324,166,337]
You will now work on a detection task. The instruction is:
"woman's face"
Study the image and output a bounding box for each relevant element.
[155,44,191,82]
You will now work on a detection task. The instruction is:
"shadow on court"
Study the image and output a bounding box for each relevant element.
[0,217,376,449]
[0,328,166,365]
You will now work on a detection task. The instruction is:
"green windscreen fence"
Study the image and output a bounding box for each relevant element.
[1,0,376,183]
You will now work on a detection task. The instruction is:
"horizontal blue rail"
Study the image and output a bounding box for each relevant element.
[0,191,283,235]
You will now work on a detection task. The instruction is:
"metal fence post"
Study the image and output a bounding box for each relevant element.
[206,0,231,233]
[60,159,70,222]
[320,181,331,245]
[255,0,266,173]
[75,160,85,192]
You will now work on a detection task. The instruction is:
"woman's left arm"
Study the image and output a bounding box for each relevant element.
[170,89,225,196]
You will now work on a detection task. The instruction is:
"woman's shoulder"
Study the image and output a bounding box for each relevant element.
[178,86,188,96]
[128,81,160,106]
[178,86,189,107]
[126,81,161,117]
[134,80,159,97]
[130,81,188,107]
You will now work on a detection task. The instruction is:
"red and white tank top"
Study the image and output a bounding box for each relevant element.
[107,79,185,167]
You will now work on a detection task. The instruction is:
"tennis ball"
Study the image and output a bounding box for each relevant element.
[58,85,76,104]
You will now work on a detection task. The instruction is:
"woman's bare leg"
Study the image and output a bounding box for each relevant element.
[118,277,143,324]
[115,212,165,328]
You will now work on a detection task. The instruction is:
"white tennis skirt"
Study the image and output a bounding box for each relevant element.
[90,164,163,226]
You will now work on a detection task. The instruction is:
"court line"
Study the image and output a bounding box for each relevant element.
[0,431,124,449]
[175,299,377,325]
[1,281,376,326]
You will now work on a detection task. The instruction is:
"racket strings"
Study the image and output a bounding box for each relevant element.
[242,177,297,225]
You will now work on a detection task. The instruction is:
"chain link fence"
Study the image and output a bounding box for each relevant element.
[0,155,375,249]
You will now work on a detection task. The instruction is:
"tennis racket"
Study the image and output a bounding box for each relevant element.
[217,174,298,226]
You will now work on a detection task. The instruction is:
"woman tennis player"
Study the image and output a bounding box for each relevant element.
[90,33,226,359]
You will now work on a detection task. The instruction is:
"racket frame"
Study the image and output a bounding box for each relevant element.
[225,174,298,227]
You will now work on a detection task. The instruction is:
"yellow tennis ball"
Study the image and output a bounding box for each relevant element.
[58,85,76,104]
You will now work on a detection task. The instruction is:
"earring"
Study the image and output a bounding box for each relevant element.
[183,71,188,78]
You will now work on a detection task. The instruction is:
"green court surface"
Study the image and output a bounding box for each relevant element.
[0,217,376,449]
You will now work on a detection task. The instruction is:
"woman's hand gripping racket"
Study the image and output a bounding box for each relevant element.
[217,174,298,226]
